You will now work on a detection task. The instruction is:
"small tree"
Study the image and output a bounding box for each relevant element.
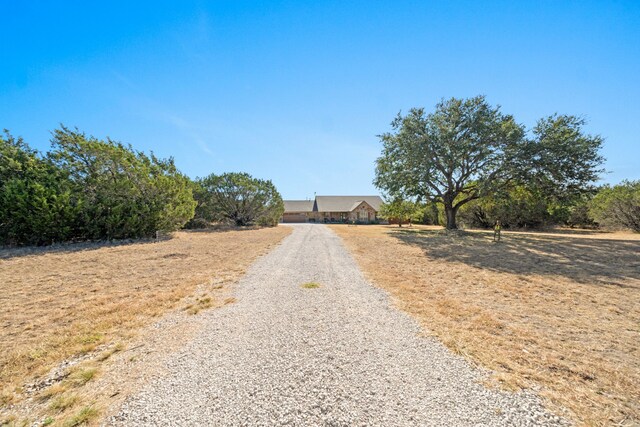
[590,181,640,232]
[194,172,284,226]
[379,199,420,227]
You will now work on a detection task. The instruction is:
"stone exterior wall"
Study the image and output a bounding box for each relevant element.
[281,204,378,223]
[348,204,377,222]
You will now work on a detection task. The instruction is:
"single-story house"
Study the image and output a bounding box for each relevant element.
[282,195,384,224]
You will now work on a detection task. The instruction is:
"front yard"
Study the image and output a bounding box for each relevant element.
[330,225,640,426]
[0,226,291,426]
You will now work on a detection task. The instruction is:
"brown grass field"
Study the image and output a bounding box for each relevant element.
[330,225,640,427]
[0,226,290,425]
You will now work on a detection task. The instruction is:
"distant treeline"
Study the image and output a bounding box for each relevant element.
[0,127,284,246]
[380,182,640,232]
[456,182,640,231]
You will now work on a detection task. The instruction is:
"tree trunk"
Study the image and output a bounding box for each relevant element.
[430,203,440,226]
[444,203,458,229]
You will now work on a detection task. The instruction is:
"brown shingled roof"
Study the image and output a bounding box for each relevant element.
[314,196,383,212]
[283,200,315,212]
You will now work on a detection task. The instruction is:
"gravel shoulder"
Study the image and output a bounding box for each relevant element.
[110,224,567,426]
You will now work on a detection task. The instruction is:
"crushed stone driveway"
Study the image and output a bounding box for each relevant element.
[110,224,567,426]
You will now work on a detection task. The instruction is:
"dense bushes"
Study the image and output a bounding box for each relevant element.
[1,128,197,245]
[48,127,196,240]
[381,191,602,230]
[0,132,78,245]
[189,172,284,227]
[458,186,560,229]
[454,182,639,232]
[1,127,284,247]
[590,181,640,232]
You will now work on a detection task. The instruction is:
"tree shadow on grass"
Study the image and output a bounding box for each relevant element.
[388,228,640,288]
[182,225,264,234]
[0,226,269,260]
[0,238,158,260]
[0,224,280,260]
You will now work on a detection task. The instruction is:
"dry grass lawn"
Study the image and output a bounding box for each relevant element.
[0,226,290,424]
[330,224,640,427]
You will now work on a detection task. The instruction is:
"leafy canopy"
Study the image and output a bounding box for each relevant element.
[378,198,422,227]
[526,115,604,201]
[590,180,640,232]
[0,131,78,245]
[1,126,197,246]
[375,96,604,229]
[48,126,196,240]
[193,172,284,227]
[375,96,525,228]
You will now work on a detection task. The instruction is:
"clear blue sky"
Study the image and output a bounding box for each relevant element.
[2,1,638,199]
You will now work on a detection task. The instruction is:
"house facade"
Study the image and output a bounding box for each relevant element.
[282,195,384,224]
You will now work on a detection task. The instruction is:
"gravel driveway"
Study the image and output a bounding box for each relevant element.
[110,224,566,426]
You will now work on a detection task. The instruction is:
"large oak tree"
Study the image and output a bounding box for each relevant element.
[374,96,604,229]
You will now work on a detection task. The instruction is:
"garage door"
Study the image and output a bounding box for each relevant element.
[282,213,307,223]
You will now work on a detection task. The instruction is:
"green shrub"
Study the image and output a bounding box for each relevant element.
[48,126,196,240]
[192,172,284,227]
[1,127,197,246]
[590,181,640,232]
[458,186,551,229]
[0,131,79,246]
